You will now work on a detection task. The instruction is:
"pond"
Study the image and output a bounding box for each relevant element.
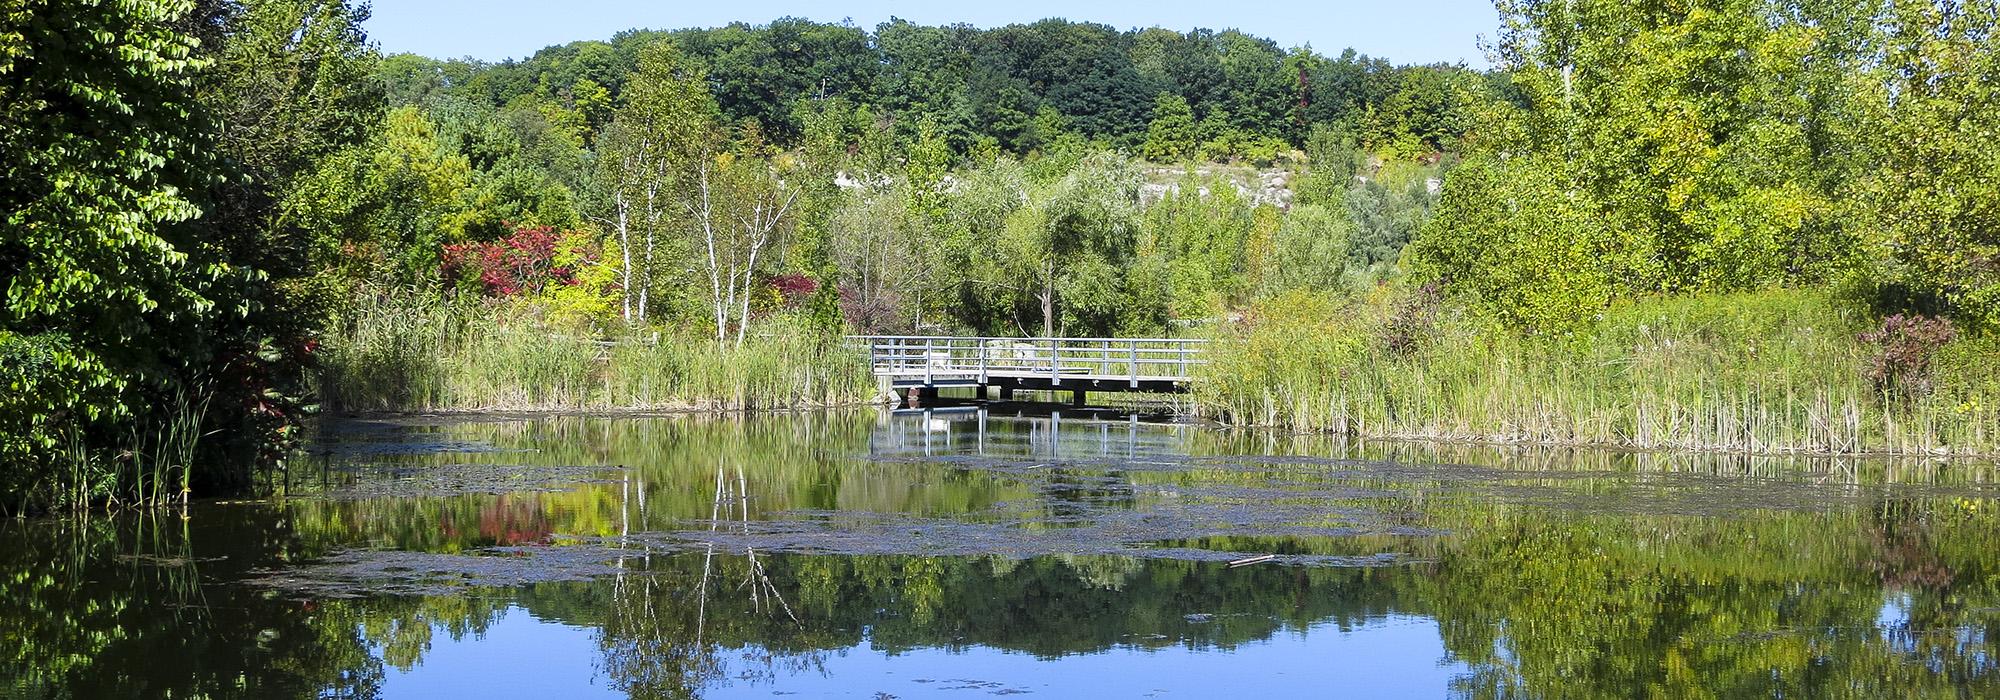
[4,407,1999,698]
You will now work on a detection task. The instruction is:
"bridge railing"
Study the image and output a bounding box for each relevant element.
[847,335,1208,387]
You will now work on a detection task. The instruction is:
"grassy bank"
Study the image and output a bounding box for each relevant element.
[1194,289,2000,455]
[318,294,872,413]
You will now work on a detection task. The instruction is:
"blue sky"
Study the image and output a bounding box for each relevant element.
[363,0,1500,66]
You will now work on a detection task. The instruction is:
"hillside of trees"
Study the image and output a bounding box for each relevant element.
[330,17,1488,338]
[3,0,1998,512]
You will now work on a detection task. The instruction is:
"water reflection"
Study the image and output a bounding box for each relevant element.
[1,410,1997,698]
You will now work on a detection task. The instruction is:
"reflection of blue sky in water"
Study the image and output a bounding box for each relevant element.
[382,606,618,699]
[383,606,1461,698]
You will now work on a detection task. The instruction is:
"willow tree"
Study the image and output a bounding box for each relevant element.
[999,152,1143,337]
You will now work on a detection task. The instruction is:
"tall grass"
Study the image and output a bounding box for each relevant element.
[29,389,211,513]
[318,292,872,413]
[1195,289,2000,455]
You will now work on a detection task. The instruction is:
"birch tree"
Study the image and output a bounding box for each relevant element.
[600,43,719,323]
[688,151,799,346]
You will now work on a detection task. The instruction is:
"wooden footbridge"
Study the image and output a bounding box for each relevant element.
[848,335,1208,405]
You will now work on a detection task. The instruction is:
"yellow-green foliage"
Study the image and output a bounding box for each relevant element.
[542,229,621,323]
[318,295,869,412]
[1196,288,2000,454]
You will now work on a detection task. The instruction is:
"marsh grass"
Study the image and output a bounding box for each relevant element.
[1196,289,2000,455]
[319,293,871,413]
[30,388,212,513]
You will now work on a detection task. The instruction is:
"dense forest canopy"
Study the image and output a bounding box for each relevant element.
[378,18,1475,154]
[2,0,1997,511]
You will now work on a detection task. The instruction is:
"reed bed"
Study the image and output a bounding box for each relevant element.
[21,389,212,513]
[318,294,872,413]
[1194,289,2000,455]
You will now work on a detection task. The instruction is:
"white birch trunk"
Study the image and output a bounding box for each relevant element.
[614,192,632,322]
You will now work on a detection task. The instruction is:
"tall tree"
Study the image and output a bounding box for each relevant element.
[693,134,799,347]
[1141,93,1199,162]
[1000,153,1143,336]
[601,42,719,322]
[2,0,216,472]
[1851,0,2000,328]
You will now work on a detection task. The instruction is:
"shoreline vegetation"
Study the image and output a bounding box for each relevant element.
[318,293,871,414]
[1195,289,2000,457]
[318,287,2000,459]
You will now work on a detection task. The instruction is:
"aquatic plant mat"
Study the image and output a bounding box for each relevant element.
[252,419,2000,598]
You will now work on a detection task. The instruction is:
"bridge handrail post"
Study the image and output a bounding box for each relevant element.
[977,337,988,384]
[1129,339,1139,388]
[1049,337,1060,386]
[924,337,933,385]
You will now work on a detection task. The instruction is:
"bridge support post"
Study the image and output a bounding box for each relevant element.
[999,385,1014,400]
[1071,389,1087,407]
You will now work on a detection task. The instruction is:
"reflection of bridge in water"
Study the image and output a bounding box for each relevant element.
[850,335,1207,406]
[870,405,1197,461]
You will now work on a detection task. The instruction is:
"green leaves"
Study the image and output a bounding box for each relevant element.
[2,0,211,435]
[1414,153,1620,335]
[1141,93,1198,163]
[1848,0,2000,330]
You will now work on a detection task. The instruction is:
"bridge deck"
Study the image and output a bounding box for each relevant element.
[850,335,1207,397]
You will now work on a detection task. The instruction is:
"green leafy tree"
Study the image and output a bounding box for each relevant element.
[283,107,474,284]
[1,0,214,478]
[1414,154,1628,333]
[599,41,720,323]
[1419,0,1865,331]
[1140,177,1254,320]
[1141,93,1199,162]
[1851,0,2000,329]
[1260,203,1353,295]
[1000,153,1144,336]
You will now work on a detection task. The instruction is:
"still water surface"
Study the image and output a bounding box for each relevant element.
[4,407,1999,698]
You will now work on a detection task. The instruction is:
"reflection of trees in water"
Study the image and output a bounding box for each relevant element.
[578,494,2000,698]
[310,414,2000,697]
[597,461,816,699]
[0,512,388,698]
[7,496,1999,698]
[1426,499,2000,699]
[14,413,2000,697]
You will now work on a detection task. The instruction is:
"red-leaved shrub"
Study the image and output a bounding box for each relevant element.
[769,273,819,309]
[441,224,593,296]
[1858,313,1957,401]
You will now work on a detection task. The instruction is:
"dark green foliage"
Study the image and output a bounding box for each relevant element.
[2,0,214,496]
[385,18,1483,158]
[1,0,375,512]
